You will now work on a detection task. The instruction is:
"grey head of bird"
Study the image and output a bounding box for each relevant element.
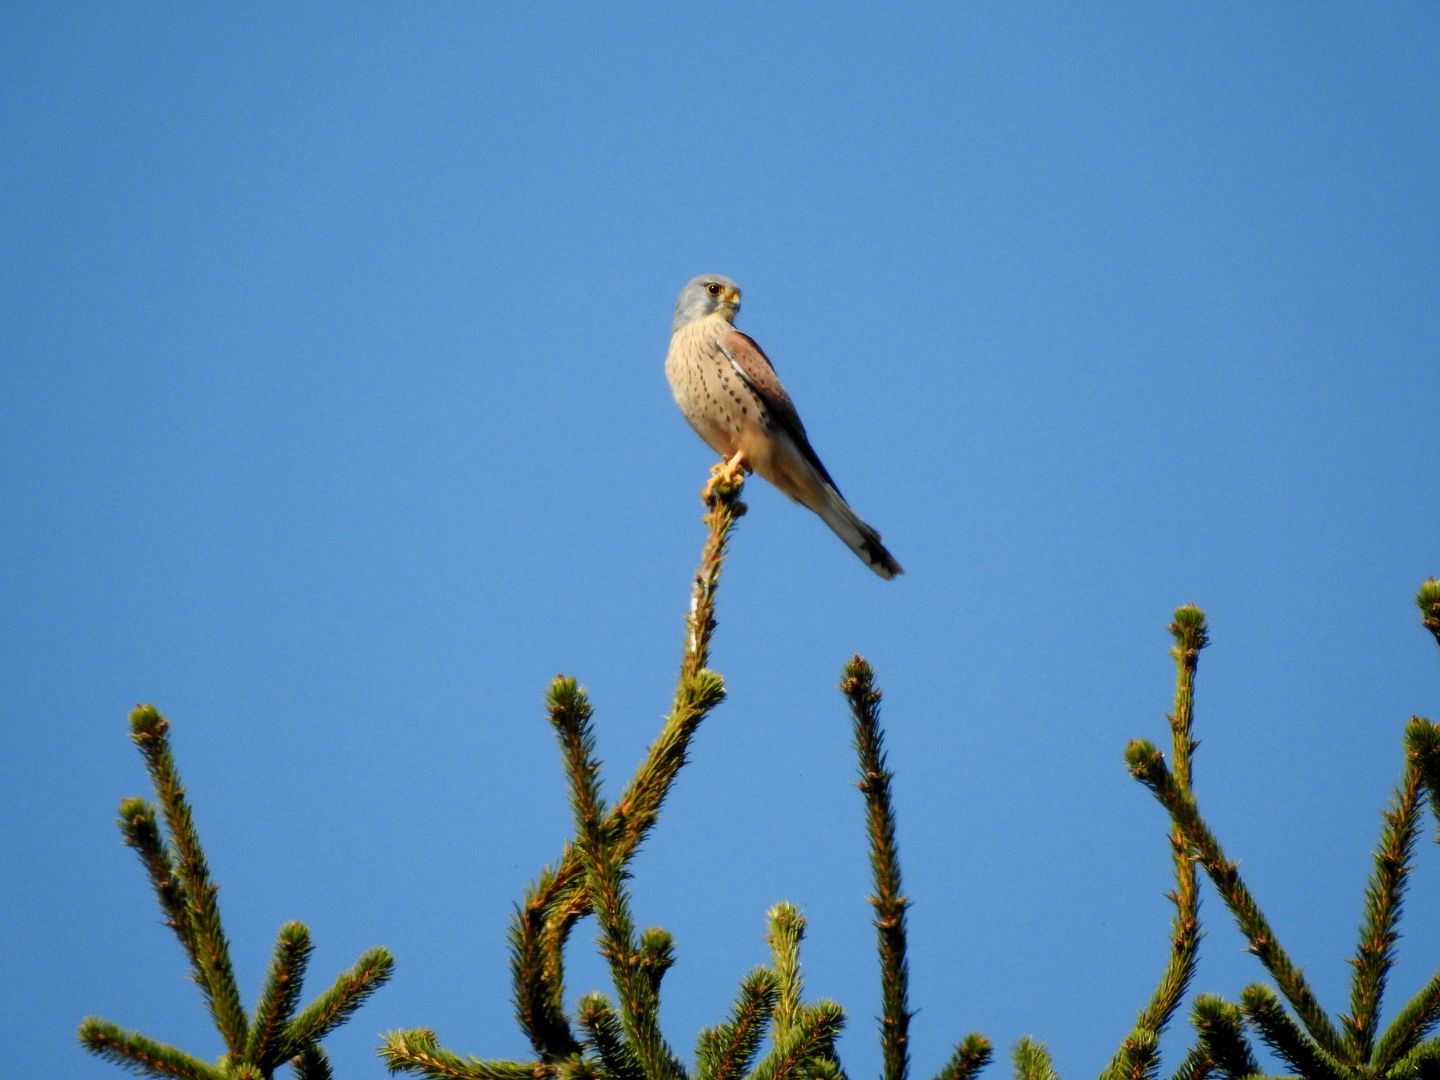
[672,274,742,331]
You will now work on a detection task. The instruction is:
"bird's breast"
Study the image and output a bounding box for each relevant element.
[665,321,769,460]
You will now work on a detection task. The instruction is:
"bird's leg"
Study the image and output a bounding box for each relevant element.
[702,450,748,500]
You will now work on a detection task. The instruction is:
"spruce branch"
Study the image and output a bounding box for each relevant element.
[117,796,194,956]
[1105,608,1208,1080]
[292,1045,335,1080]
[381,1029,539,1080]
[748,1000,847,1080]
[559,677,686,1080]
[932,1034,993,1080]
[842,655,912,1080]
[1010,1038,1059,1080]
[1372,971,1440,1074]
[1386,1039,1440,1079]
[85,709,392,1079]
[806,1059,848,1080]
[510,878,582,1061]
[1102,1029,1157,1080]
[247,920,313,1068]
[557,1055,607,1080]
[1408,717,1440,837]
[1417,578,1440,650]
[1343,755,1425,1062]
[694,967,779,1080]
[577,992,642,1080]
[77,1018,225,1080]
[1166,1044,1214,1080]
[279,945,394,1058]
[1187,996,1257,1079]
[1125,741,1349,1062]
[551,677,606,851]
[128,704,250,1057]
[1165,606,1207,795]
[509,481,742,1056]
[1238,984,1346,1080]
[766,902,807,1046]
[639,927,678,999]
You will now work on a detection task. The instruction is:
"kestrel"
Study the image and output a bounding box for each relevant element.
[665,274,902,579]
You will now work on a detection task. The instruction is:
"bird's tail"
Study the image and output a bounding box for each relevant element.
[815,485,903,579]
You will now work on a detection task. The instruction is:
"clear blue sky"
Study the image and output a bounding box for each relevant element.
[4,5,1438,1078]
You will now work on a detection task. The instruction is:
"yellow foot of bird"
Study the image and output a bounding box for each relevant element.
[702,452,748,501]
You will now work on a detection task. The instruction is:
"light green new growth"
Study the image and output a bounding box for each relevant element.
[1011,1038,1059,1080]
[79,708,393,1079]
[765,902,806,1049]
[1418,577,1440,649]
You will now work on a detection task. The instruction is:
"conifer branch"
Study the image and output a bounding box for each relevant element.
[1166,1044,1214,1080]
[552,677,605,852]
[558,678,686,1080]
[1010,1037,1059,1080]
[639,927,678,999]
[292,1044,335,1080]
[247,920,313,1067]
[280,945,394,1058]
[931,1034,993,1080]
[1385,1038,1440,1078]
[128,705,250,1057]
[1238,984,1346,1080]
[694,967,779,1080]
[117,796,195,957]
[510,878,583,1060]
[577,992,642,1080]
[1187,995,1257,1079]
[557,1055,606,1080]
[1371,971,1440,1074]
[1106,608,1207,1080]
[509,482,742,1056]
[381,1029,540,1080]
[1417,578,1440,651]
[77,1018,226,1080]
[806,1059,848,1080]
[1125,741,1349,1062]
[766,902,807,1046]
[85,709,391,1079]
[1343,756,1424,1062]
[842,655,912,1080]
[748,1000,846,1080]
[1408,717,1440,836]
[1103,1030,1158,1080]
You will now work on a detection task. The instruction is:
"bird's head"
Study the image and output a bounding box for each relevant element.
[673,274,742,331]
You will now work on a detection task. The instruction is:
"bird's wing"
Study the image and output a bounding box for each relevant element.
[716,326,841,494]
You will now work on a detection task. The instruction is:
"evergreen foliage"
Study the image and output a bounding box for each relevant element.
[82,479,1440,1079]
[78,707,393,1080]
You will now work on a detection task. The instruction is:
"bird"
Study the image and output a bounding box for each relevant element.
[665,273,902,580]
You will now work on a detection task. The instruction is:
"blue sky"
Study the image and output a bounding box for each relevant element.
[4,5,1438,1078]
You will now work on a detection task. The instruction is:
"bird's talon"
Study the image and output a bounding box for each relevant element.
[701,452,747,501]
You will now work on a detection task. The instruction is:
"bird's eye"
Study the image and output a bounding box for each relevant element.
[706,282,722,296]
